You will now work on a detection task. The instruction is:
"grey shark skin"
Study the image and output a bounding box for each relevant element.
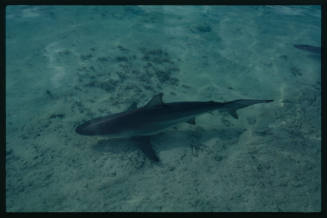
[76,93,273,162]
[294,44,321,54]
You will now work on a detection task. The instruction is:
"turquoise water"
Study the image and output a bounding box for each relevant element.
[6,6,321,212]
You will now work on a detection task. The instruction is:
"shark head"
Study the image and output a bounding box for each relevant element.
[75,114,135,138]
[75,120,100,135]
[75,94,164,138]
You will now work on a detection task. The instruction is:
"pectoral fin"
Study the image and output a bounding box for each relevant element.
[132,136,159,162]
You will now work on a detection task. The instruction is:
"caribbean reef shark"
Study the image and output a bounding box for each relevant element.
[76,93,273,162]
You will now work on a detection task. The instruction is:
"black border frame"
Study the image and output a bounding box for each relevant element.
[1,0,326,217]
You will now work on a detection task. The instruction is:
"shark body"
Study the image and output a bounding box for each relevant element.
[76,93,273,161]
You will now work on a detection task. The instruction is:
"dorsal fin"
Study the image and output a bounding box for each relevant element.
[127,102,137,111]
[144,93,164,108]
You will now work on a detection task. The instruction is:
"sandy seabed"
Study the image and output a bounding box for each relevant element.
[6,6,321,212]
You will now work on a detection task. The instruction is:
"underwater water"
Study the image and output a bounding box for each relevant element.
[5,6,321,212]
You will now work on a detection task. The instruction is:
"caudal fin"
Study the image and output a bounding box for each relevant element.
[224,99,273,119]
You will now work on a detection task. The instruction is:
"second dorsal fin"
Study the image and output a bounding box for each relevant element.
[145,93,164,108]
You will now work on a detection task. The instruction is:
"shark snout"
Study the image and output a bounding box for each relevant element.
[75,122,96,135]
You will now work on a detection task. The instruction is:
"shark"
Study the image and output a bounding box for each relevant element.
[294,44,321,55]
[76,93,273,162]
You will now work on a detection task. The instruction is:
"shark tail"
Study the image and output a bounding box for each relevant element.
[224,99,273,119]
